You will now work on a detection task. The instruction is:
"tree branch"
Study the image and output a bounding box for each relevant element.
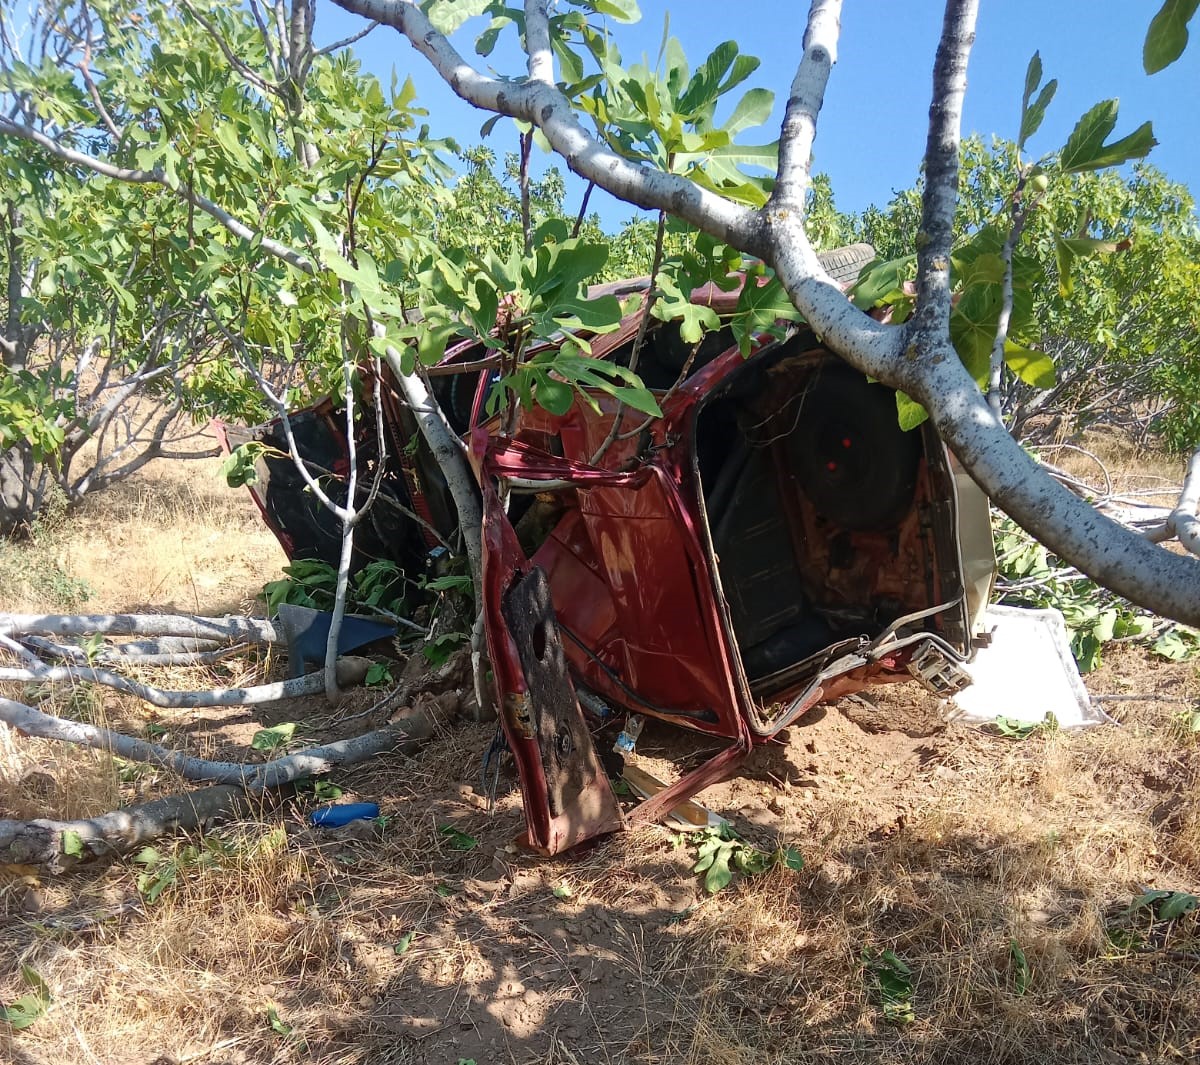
[986,172,1028,414]
[0,115,314,273]
[0,784,256,869]
[0,658,373,707]
[315,20,379,57]
[0,696,434,789]
[330,0,764,253]
[1169,448,1200,556]
[770,0,840,214]
[0,612,279,643]
[379,332,484,608]
[912,0,978,332]
[524,0,555,87]
[0,703,439,868]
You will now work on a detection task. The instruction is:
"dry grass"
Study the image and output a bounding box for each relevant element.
[0,448,284,616]
[2,450,1200,1064]
[1041,431,1187,498]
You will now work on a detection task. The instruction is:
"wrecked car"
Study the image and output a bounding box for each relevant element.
[223,246,996,854]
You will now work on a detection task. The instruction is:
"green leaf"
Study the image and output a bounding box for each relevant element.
[1017,52,1059,149]
[251,722,298,751]
[552,881,573,899]
[1059,100,1156,173]
[1054,234,1075,297]
[1154,627,1200,661]
[439,825,478,851]
[1159,890,1199,920]
[1129,888,1200,920]
[61,829,84,857]
[590,0,641,20]
[266,1006,293,1037]
[1004,343,1056,389]
[312,780,344,801]
[422,0,491,34]
[219,442,263,488]
[849,255,915,311]
[132,845,162,868]
[862,949,914,1025]
[1019,78,1058,148]
[703,849,733,893]
[1,966,51,1030]
[1144,0,1200,73]
[895,390,929,431]
[1022,52,1043,104]
[533,375,575,415]
[394,931,415,955]
[365,662,393,687]
[424,574,473,593]
[992,716,1043,739]
[722,87,774,137]
[732,273,803,354]
[1058,236,1123,257]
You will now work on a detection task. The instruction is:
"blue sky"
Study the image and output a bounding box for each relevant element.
[320,1,1199,229]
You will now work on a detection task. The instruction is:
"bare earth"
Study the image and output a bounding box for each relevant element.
[2,451,1199,1065]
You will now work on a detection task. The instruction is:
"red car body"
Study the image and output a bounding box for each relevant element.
[232,261,995,853]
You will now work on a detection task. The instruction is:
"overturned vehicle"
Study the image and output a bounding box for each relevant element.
[227,249,996,853]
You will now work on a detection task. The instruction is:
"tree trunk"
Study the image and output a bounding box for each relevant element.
[0,444,47,536]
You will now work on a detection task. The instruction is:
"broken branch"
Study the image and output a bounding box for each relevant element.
[0,612,279,643]
[0,784,257,869]
[0,657,372,707]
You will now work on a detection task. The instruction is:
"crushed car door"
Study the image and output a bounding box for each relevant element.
[475,432,752,853]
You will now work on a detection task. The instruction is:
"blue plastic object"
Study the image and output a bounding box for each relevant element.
[308,802,381,827]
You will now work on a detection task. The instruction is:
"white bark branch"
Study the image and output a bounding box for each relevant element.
[1170,449,1200,556]
[912,0,978,331]
[0,697,434,789]
[911,353,1200,624]
[0,612,278,643]
[986,173,1028,414]
[325,340,360,700]
[0,704,439,868]
[20,634,252,668]
[0,659,371,707]
[330,0,764,253]
[0,784,255,869]
[771,0,840,214]
[524,0,555,87]
[379,335,484,607]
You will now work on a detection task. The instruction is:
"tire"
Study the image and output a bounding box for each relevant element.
[816,242,877,285]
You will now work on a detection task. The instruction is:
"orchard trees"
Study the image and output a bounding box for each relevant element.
[0,0,454,534]
[847,140,1200,449]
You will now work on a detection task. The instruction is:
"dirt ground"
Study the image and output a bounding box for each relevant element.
[2,450,1200,1064]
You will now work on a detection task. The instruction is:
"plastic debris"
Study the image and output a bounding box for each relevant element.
[308,802,381,827]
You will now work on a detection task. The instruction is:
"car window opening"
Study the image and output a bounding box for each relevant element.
[609,319,739,389]
[694,338,944,695]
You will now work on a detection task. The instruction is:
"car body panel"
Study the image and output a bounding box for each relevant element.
[230,265,995,854]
